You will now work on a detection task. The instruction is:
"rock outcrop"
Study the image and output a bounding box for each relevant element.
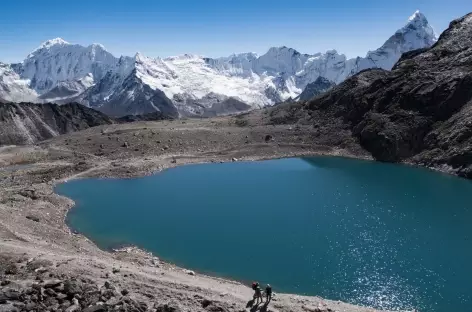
[295,77,336,101]
[0,102,114,145]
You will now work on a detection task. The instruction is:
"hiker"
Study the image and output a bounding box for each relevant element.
[265,284,272,304]
[252,282,263,305]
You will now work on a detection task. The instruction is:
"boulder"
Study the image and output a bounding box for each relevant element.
[25,215,40,222]
[64,280,82,296]
[184,269,195,276]
[156,302,181,312]
[42,279,62,288]
[65,305,80,312]
[206,305,226,312]
[105,297,119,306]
[201,299,212,308]
[82,305,107,312]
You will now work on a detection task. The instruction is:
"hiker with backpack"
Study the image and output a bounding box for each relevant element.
[265,284,272,305]
[252,282,263,305]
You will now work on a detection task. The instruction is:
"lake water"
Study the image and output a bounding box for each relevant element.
[56,157,472,312]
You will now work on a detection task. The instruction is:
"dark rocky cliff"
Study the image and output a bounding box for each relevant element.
[269,12,472,178]
[0,102,114,145]
[296,77,336,101]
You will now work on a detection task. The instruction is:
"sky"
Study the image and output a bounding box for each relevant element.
[0,0,471,63]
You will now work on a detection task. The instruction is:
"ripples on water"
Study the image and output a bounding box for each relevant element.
[58,157,472,312]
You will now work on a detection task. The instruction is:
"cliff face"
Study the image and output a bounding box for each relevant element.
[0,102,114,145]
[313,13,472,177]
[268,13,472,178]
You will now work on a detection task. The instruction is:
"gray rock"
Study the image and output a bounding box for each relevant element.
[25,215,40,222]
[25,302,36,311]
[65,305,80,312]
[3,264,17,275]
[206,305,226,312]
[155,302,181,312]
[42,279,62,288]
[101,289,115,300]
[56,293,68,301]
[0,303,18,312]
[105,297,119,306]
[61,300,72,309]
[27,259,53,271]
[184,269,195,276]
[34,266,48,273]
[64,280,82,296]
[201,299,212,308]
[83,305,107,312]
[2,290,19,301]
[264,134,273,142]
[104,281,114,290]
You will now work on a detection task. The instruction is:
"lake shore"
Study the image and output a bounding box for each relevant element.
[0,116,399,312]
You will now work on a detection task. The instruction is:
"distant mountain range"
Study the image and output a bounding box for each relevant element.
[0,11,437,117]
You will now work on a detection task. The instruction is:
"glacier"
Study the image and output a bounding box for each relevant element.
[0,11,437,117]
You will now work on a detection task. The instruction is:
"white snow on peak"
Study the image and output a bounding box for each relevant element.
[0,63,38,103]
[89,43,107,50]
[28,38,70,58]
[40,38,70,49]
[409,10,425,22]
[347,10,437,73]
[20,38,118,94]
[134,53,273,106]
[0,11,439,115]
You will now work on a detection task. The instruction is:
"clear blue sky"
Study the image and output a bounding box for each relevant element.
[1,0,470,63]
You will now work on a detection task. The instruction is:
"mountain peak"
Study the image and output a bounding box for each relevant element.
[399,10,438,42]
[27,38,71,59]
[40,38,70,49]
[403,10,435,34]
[409,10,425,21]
[88,43,107,51]
[135,52,146,61]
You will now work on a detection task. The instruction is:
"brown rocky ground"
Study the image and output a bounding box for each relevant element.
[0,116,391,312]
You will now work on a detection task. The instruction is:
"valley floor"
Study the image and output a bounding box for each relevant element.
[0,115,394,312]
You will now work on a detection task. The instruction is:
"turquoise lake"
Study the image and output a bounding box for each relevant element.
[55,157,472,312]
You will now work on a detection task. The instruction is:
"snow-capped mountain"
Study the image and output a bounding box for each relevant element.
[345,10,438,75]
[17,38,118,96]
[0,11,437,117]
[0,63,38,103]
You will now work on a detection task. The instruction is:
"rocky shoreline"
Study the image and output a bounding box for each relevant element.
[0,117,394,312]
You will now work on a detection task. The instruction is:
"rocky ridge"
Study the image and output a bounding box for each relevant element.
[268,12,472,179]
[0,12,436,117]
[0,103,114,145]
[295,77,336,102]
